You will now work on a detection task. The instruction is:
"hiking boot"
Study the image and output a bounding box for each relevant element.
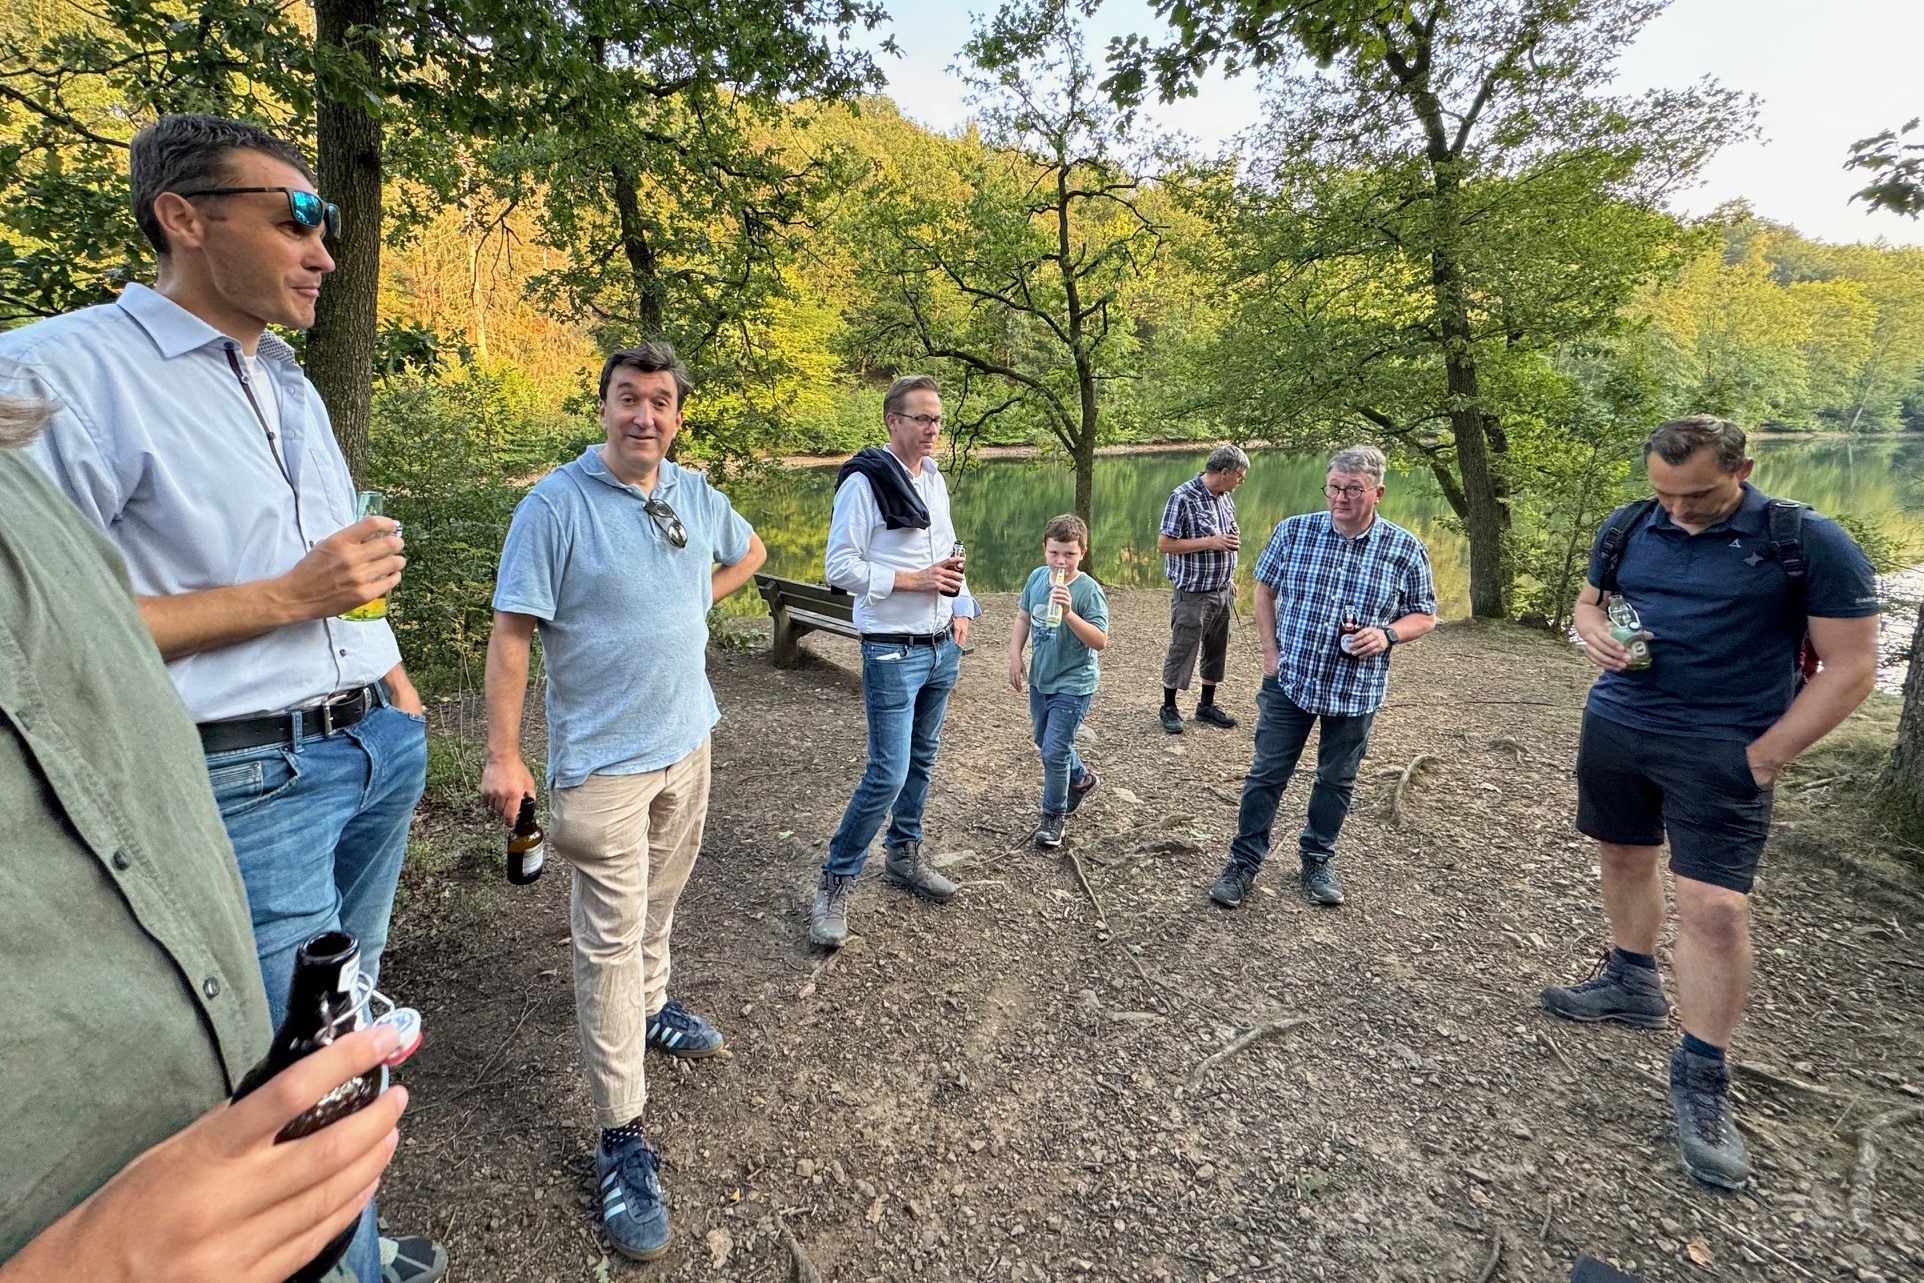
[1669,1046,1750,1191]
[1300,859,1345,906]
[1540,949,1669,1029]
[1210,861,1256,908]
[1160,706,1184,734]
[1067,769,1099,814]
[809,870,856,948]
[645,999,725,1058]
[1195,704,1238,730]
[596,1131,670,1261]
[884,840,957,903]
[1033,812,1065,849]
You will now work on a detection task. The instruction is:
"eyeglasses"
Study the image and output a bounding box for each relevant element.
[891,412,943,429]
[644,498,688,549]
[1324,483,1373,500]
[175,186,340,239]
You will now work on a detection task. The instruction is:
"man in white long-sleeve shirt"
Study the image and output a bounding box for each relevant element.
[810,375,978,947]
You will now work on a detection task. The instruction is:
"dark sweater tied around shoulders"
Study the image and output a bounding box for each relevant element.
[836,446,930,531]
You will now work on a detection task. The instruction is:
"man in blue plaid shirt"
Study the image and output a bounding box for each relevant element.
[1157,444,1249,734]
[1210,445,1436,910]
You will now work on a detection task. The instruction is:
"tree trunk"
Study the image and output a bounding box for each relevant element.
[1428,163,1508,618]
[610,161,665,337]
[308,0,382,483]
[1878,609,1924,839]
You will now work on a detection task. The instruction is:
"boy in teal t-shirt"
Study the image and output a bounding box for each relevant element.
[1007,514,1111,849]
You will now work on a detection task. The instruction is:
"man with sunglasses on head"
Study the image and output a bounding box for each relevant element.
[0,114,441,1283]
[809,374,979,948]
[1208,445,1435,911]
[482,342,766,1263]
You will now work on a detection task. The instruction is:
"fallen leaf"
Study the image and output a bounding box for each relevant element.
[866,1195,885,1224]
[706,1228,734,1268]
[1114,787,1143,804]
[778,829,794,839]
[1686,1237,1714,1267]
[798,981,817,999]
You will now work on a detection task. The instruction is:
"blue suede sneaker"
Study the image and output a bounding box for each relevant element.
[596,1133,670,1261]
[645,999,725,1058]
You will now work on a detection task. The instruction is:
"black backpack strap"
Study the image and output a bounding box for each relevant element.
[1595,498,1659,595]
[1767,499,1807,581]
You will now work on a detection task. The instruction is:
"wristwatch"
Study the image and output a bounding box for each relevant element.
[1382,625,1401,648]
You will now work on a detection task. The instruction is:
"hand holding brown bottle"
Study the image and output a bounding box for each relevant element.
[0,1024,407,1283]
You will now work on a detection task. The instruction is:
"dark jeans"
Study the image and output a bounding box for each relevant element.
[1228,675,1376,871]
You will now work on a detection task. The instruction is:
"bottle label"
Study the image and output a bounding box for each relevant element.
[521,841,545,875]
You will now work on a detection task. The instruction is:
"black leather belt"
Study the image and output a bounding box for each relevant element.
[860,630,950,646]
[198,684,380,756]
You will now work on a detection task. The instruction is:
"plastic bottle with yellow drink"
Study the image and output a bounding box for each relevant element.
[340,489,392,622]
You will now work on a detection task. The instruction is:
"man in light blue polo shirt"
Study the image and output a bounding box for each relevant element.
[482,342,765,1263]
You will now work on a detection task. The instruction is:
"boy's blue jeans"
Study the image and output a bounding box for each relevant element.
[1228,675,1375,870]
[1029,687,1092,814]
[827,636,961,875]
[208,697,428,1283]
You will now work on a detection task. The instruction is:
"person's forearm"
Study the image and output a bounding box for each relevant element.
[1156,535,1219,555]
[1389,612,1436,643]
[139,582,298,662]
[712,535,768,604]
[483,625,533,762]
[1752,660,1877,767]
[1255,585,1280,660]
[1064,611,1108,651]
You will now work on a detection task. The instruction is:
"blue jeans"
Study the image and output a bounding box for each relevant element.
[1228,675,1375,871]
[826,637,961,875]
[1029,687,1092,815]
[209,699,427,1283]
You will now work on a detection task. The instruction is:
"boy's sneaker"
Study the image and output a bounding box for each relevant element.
[1159,706,1184,734]
[1300,858,1345,905]
[596,1132,670,1261]
[646,1000,725,1058]
[1540,949,1669,1029]
[379,1234,449,1283]
[1067,770,1099,813]
[1033,812,1065,849]
[1209,861,1256,907]
[1669,1046,1750,1190]
[1195,704,1238,730]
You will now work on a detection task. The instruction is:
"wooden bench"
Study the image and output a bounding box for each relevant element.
[755,573,858,668]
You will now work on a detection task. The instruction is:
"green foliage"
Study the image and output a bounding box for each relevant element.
[368,366,580,692]
[1833,512,1916,576]
[1848,118,1924,220]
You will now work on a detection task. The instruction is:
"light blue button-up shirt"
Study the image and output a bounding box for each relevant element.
[493,449,754,790]
[0,284,402,722]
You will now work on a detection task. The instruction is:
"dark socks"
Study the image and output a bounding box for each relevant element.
[1680,1032,1726,1064]
[601,1118,646,1151]
[1162,687,1178,711]
[1614,947,1657,972]
[1199,684,1218,708]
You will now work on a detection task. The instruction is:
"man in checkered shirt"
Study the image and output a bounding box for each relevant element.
[1209,444,1436,910]
[1157,444,1250,734]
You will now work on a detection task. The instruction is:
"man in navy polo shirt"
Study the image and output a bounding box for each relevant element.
[1544,415,1879,1192]
[481,342,767,1261]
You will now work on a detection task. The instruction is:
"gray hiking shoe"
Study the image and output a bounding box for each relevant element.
[809,870,856,948]
[1210,861,1257,908]
[1033,812,1065,849]
[883,841,957,903]
[1300,858,1344,905]
[1541,949,1669,1029]
[1669,1046,1750,1190]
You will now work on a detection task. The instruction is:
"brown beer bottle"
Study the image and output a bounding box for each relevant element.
[508,794,545,885]
[230,931,383,1283]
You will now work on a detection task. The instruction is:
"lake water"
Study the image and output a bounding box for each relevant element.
[725,437,1924,619]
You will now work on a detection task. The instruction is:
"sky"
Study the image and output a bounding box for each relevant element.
[866,0,1924,248]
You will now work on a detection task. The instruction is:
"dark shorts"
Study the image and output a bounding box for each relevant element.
[1574,710,1774,895]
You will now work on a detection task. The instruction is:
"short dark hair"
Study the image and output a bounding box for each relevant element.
[599,342,691,408]
[884,374,939,419]
[1043,513,1089,551]
[130,115,317,256]
[1646,415,1747,473]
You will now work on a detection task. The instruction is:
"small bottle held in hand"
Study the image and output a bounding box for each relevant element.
[230,931,386,1283]
[1042,566,1068,627]
[1606,594,1653,669]
[1337,604,1363,656]
[508,794,545,885]
[940,541,965,598]
[340,490,391,622]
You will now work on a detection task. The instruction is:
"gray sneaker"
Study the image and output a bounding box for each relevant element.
[1210,861,1256,907]
[1669,1047,1749,1190]
[1300,858,1344,905]
[1541,949,1669,1029]
[883,841,957,903]
[809,870,856,948]
[1033,812,1065,849]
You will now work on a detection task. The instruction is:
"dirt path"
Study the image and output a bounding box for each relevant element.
[378,590,1924,1283]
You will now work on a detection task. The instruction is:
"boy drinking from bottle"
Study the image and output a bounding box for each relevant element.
[1007,514,1110,849]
